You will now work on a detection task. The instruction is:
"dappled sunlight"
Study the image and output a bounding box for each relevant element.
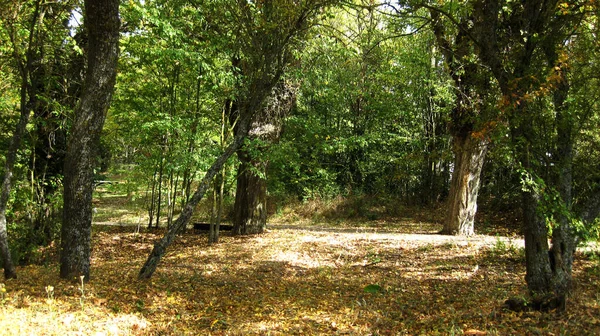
[2,225,598,335]
[0,309,149,335]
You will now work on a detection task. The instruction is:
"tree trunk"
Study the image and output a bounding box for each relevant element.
[430,9,491,235]
[230,81,295,235]
[0,0,45,280]
[155,152,165,228]
[547,65,575,310]
[148,167,158,229]
[232,150,268,235]
[214,168,226,244]
[210,103,230,244]
[0,88,31,279]
[139,123,249,279]
[442,134,488,236]
[60,0,119,281]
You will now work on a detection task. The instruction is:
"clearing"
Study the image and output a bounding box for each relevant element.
[0,218,599,335]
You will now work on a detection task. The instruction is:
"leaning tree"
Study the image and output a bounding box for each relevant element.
[138,0,336,280]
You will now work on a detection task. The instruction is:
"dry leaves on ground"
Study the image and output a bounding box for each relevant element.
[0,223,598,335]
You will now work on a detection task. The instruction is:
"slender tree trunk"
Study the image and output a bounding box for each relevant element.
[139,118,250,279]
[442,134,488,236]
[0,0,45,280]
[168,172,179,228]
[208,181,216,243]
[210,103,230,244]
[155,152,165,228]
[0,86,32,279]
[60,0,119,281]
[214,168,226,244]
[148,168,158,229]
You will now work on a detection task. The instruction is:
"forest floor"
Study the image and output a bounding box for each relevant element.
[1,191,599,335]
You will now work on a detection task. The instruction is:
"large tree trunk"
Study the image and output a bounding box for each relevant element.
[514,104,573,311]
[231,81,295,236]
[430,10,492,235]
[468,0,589,313]
[513,51,576,312]
[232,150,267,235]
[442,134,488,236]
[60,0,120,281]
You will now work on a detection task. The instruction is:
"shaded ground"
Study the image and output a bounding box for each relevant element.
[1,222,599,335]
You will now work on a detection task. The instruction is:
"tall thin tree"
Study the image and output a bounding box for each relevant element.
[0,0,43,279]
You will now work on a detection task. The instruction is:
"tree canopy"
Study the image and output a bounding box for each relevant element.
[0,0,599,330]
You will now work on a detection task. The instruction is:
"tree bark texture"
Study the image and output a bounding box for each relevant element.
[231,81,295,235]
[60,0,119,281]
[232,150,268,235]
[430,9,493,236]
[469,0,587,310]
[442,134,488,236]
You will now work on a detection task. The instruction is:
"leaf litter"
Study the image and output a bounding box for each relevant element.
[0,223,598,335]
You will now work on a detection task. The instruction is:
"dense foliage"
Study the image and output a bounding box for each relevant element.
[1,0,599,318]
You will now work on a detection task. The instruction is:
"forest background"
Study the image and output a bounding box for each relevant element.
[0,0,600,334]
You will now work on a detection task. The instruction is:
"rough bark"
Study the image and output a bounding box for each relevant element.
[232,151,268,235]
[442,134,488,236]
[430,9,492,236]
[231,81,295,236]
[60,0,119,281]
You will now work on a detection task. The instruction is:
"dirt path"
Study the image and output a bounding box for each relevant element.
[269,223,526,249]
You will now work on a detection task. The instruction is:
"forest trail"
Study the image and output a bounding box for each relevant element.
[269,223,525,248]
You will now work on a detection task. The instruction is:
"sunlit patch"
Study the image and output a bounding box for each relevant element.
[4,224,597,334]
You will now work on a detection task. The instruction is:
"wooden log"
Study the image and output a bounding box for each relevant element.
[193,222,233,231]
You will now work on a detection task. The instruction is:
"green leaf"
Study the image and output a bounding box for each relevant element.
[363,284,382,294]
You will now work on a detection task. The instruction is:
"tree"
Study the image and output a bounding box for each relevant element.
[60,0,120,281]
[138,0,336,279]
[268,2,453,204]
[232,80,296,235]
[428,8,497,236]
[467,0,596,310]
[0,0,46,279]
